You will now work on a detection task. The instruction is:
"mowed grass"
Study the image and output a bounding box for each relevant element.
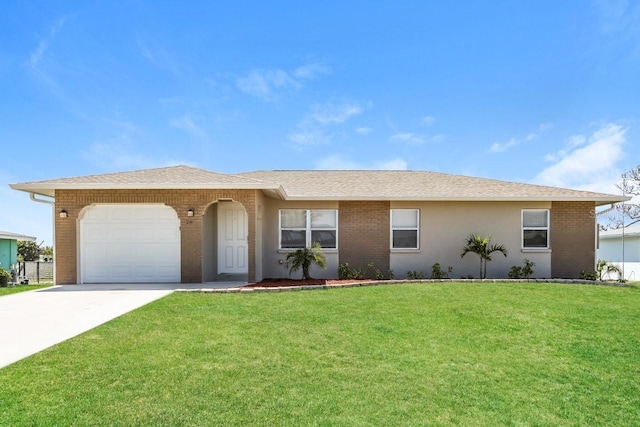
[0,283,51,296]
[1,283,639,426]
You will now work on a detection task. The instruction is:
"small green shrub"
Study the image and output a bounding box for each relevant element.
[407,271,425,280]
[430,263,453,279]
[0,267,11,287]
[579,270,598,281]
[509,259,535,279]
[596,259,623,281]
[340,262,393,280]
[338,263,364,280]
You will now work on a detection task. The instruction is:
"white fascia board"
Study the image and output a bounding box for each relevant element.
[0,233,37,241]
[10,183,287,199]
[281,195,630,204]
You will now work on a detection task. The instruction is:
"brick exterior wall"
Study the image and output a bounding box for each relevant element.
[550,201,596,278]
[338,201,390,275]
[54,189,257,284]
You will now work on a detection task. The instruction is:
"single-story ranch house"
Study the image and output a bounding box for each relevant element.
[10,165,627,284]
[0,231,36,272]
[597,225,640,281]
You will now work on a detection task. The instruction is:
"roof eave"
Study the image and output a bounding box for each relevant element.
[281,195,630,204]
[10,182,285,195]
[0,233,37,241]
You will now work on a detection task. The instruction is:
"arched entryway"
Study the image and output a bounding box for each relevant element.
[202,200,249,282]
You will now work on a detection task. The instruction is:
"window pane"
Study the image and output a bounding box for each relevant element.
[281,230,306,248]
[393,230,418,248]
[392,209,418,227]
[281,210,306,228]
[310,210,336,228]
[523,210,548,227]
[312,230,336,248]
[523,230,548,248]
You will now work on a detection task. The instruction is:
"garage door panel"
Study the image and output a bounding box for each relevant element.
[111,226,132,240]
[111,207,132,220]
[84,225,108,241]
[81,204,181,283]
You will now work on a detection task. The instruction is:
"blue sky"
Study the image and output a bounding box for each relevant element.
[1,1,639,245]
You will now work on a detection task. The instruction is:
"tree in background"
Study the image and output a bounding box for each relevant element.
[605,165,640,229]
[17,241,40,262]
[41,246,54,261]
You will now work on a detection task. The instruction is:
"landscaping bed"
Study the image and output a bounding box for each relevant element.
[244,278,374,288]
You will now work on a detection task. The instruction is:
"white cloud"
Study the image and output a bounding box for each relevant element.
[379,158,409,170]
[288,100,364,148]
[390,132,428,145]
[82,141,158,171]
[490,122,553,153]
[236,69,298,99]
[28,16,67,69]
[534,123,626,193]
[136,35,180,75]
[291,63,331,79]
[314,155,408,170]
[356,127,372,135]
[421,115,436,126]
[236,62,330,101]
[489,138,519,153]
[81,121,194,171]
[594,0,640,36]
[287,130,331,148]
[310,102,363,124]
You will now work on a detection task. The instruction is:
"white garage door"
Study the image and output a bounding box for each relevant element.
[80,204,181,283]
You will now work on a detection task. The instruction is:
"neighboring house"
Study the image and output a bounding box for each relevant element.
[10,165,627,285]
[0,231,36,272]
[598,225,640,281]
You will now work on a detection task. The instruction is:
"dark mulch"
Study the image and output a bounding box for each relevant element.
[244,278,374,288]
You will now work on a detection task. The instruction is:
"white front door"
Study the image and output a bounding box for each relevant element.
[217,203,248,274]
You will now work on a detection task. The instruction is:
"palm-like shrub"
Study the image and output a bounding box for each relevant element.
[286,242,327,280]
[460,234,508,279]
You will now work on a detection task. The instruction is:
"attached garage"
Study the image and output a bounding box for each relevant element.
[79,204,180,283]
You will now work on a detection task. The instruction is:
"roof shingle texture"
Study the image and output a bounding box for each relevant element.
[240,170,619,201]
[20,165,267,186]
[12,165,625,203]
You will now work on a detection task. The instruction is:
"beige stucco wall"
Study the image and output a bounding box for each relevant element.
[259,199,554,280]
[260,199,340,279]
[390,201,552,279]
[254,191,266,282]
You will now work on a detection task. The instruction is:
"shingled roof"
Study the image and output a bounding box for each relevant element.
[10,165,284,198]
[239,170,626,204]
[0,231,36,241]
[10,165,627,205]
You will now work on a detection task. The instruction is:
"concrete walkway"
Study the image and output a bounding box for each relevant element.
[0,282,244,369]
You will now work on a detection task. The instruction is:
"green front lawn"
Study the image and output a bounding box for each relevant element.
[0,283,51,296]
[1,282,639,426]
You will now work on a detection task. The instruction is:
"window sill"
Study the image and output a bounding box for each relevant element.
[278,249,339,254]
[390,248,420,253]
[521,248,551,253]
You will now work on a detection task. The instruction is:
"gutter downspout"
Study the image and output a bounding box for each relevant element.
[29,193,55,284]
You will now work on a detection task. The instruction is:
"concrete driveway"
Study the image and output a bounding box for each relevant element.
[0,282,244,369]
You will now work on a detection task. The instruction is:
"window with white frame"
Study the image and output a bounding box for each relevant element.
[391,209,419,249]
[279,209,337,249]
[522,209,549,248]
